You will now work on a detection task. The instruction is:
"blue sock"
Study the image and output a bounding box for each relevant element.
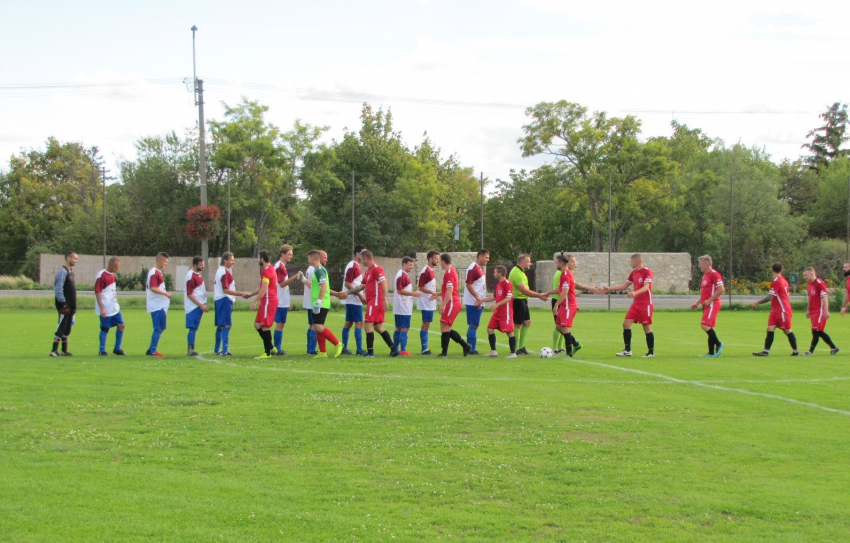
[215,327,222,352]
[355,328,363,352]
[468,327,477,351]
[115,329,123,351]
[307,329,313,353]
[400,331,408,352]
[149,330,162,354]
[342,327,350,349]
[393,330,400,349]
[420,329,429,351]
[274,330,283,352]
[308,330,317,353]
[187,328,197,347]
[99,330,107,353]
[222,327,231,353]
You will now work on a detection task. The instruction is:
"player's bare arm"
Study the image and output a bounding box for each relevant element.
[516,283,548,301]
[347,284,366,296]
[749,294,773,308]
[575,282,600,295]
[96,292,107,317]
[250,282,269,311]
[188,293,209,312]
[553,286,568,314]
[149,286,172,298]
[602,282,631,294]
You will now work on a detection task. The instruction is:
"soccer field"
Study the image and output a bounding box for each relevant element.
[3,307,850,542]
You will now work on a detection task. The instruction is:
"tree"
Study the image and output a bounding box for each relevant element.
[0,138,103,274]
[519,101,677,251]
[802,102,848,172]
[211,99,326,256]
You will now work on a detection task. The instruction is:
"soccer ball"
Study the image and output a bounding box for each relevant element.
[539,347,554,358]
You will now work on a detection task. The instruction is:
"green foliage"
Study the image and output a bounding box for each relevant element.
[0,275,35,289]
[802,102,849,172]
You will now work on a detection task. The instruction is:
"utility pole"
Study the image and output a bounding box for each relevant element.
[192,25,209,284]
[351,171,355,254]
[480,172,484,250]
[728,174,733,306]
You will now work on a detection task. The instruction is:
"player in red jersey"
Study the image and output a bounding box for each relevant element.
[750,262,799,356]
[476,265,517,358]
[354,250,399,357]
[841,261,850,317]
[246,250,278,359]
[603,254,655,358]
[437,253,471,357]
[802,267,839,355]
[690,255,726,357]
[552,253,600,357]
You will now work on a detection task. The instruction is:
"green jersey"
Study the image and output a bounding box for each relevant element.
[552,270,561,300]
[310,265,331,307]
[509,266,529,300]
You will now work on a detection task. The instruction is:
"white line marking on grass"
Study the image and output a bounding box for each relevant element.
[568,358,850,416]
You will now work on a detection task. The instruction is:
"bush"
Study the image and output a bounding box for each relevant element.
[116,268,174,291]
[0,275,35,290]
[19,244,53,281]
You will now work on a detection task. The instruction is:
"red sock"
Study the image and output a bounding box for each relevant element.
[321,328,339,345]
[317,335,326,353]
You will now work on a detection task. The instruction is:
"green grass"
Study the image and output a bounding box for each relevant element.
[2,307,850,541]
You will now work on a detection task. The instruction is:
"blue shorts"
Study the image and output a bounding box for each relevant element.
[215,298,233,327]
[307,310,314,326]
[394,315,412,329]
[345,304,364,323]
[274,307,289,324]
[420,310,434,323]
[100,312,124,329]
[185,307,203,330]
[466,304,483,327]
[150,309,167,331]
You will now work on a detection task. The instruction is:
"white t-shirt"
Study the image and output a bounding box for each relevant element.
[274,261,291,308]
[393,269,414,316]
[184,269,207,313]
[93,269,120,317]
[463,261,487,306]
[302,265,315,306]
[342,260,363,306]
[417,265,437,311]
[214,266,236,302]
[146,267,170,313]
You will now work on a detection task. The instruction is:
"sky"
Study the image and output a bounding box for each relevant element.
[1,0,848,184]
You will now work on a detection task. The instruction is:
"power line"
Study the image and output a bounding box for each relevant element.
[0,78,822,116]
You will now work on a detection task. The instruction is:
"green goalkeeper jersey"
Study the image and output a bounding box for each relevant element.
[311,265,332,307]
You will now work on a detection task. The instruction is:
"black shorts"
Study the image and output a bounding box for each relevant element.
[551,298,559,323]
[54,301,76,338]
[312,307,329,326]
[512,298,530,324]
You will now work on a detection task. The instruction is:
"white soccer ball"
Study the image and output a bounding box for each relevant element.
[539,347,554,358]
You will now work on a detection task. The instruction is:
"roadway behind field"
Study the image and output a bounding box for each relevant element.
[1,290,807,308]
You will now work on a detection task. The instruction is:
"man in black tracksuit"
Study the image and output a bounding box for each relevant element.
[51,252,78,357]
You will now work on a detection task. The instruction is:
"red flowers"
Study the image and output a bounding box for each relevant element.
[186,205,221,240]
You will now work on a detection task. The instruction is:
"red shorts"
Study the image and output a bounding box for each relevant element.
[440,298,462,325]
[810,311,827,332]
[556,304,577,328]
[701,302,720,328]
[488,313,514,334]
[625,304,653,325]
[767,307,791,329]
[365,305,385,324]
[255,299,275,328]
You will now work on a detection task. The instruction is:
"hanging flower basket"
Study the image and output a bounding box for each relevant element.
[186,205,221,240]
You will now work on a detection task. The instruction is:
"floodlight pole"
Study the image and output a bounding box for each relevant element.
[480,172,484,250]
[192,25,209,284]
[102,165,107,269]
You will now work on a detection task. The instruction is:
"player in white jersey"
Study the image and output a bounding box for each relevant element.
[463,249,490,354]
[184,256,210,357]
[146,252,172,357]
[341,245,367,355]
[213,252,248,356]
[94,257,126,356]
[393,257,423,356]
[416,250,441,354]
[273,245,303,355]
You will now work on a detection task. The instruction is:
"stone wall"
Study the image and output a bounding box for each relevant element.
[534,252,693,294]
